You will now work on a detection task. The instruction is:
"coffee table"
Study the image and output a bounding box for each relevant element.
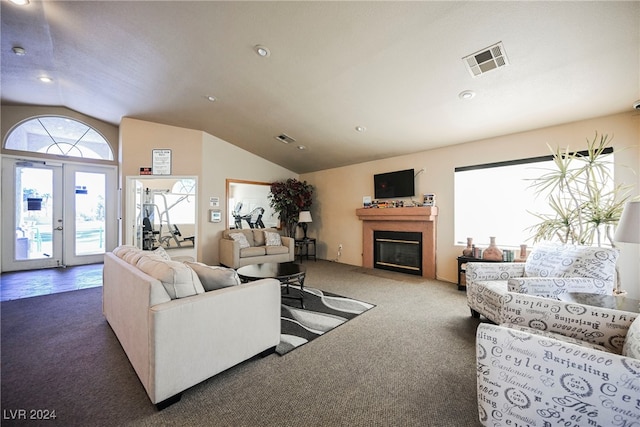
[237,262,306,306]
[558,292,640,313]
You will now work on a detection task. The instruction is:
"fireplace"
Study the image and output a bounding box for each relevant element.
[374,231,422,275]
[356,207,438,279]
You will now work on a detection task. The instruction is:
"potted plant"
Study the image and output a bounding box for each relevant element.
[528,132,632,247]
[268,178,314,237]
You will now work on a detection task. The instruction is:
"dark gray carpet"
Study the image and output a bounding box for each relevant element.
[1,260,483,426]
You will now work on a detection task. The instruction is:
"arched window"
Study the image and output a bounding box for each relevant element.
[4,116,114,160]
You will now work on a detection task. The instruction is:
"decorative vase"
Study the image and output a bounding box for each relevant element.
[517,244,527,262]
[482,237,503,261]
[462,237,474,257]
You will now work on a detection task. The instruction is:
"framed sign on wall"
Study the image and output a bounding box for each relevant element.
[152,149,172,175]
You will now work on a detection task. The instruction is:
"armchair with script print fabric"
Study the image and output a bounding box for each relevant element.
[467,242,619,324]
[501,292,637,353]
[475,318,640,426]
[466,263,526,323]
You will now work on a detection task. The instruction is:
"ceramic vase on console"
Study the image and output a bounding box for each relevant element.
[462,237,474,256]
[515,245,527,262]
[482,237,503,261]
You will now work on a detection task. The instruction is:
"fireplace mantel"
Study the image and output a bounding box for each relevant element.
[356,207,438,221]
[356,207,438,279]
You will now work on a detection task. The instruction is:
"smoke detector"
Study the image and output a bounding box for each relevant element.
[463,42,509,77]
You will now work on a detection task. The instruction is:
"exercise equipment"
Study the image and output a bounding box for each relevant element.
[141,188,195,249]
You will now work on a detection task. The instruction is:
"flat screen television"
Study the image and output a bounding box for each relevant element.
[374,168,415,199]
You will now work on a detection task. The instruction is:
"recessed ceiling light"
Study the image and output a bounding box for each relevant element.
[206,95,216,102]
[355,126,366,132]
[12,46,26,56]
[254,45,270,57]
[459,90,475,100]
[38,76,53,83]
[9,0,30,5]
[297,145,306,150]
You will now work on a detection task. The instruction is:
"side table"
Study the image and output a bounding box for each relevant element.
[457,256,505,291]
[295,238,316,262]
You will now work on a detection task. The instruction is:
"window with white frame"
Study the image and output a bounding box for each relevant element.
[4,116,113,160]
[454,148,614,248]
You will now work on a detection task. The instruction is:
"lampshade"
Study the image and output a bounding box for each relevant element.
[614,201,640,244]
[298,211,312,223]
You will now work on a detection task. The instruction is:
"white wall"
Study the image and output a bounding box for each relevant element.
[199,131,297,265]
[301,112,640,299]
[120,118,297,266]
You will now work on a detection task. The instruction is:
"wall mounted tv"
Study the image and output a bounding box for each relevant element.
[374,168,415,199]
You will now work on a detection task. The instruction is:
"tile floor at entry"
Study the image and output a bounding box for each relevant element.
[0,263,103,302]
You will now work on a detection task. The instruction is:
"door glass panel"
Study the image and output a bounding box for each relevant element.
[15,166,53,260]
[75,171,106,256]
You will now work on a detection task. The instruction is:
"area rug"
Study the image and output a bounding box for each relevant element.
[276,286,375,355]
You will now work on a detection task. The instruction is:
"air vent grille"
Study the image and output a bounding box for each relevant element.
[463,42,509,77]
[275,133,296,144]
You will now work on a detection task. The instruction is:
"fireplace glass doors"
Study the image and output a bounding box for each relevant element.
[373,231,422,276]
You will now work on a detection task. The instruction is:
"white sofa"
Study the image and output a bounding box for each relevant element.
[466,241,619,324]
[102,246,281,408]
[219,227,294,269]
[476,313,640,425]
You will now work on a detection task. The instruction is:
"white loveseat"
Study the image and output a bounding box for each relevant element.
[102,246,281,408]
[466,241,619,324]
[219,227,294,269]
[476,313,640,425]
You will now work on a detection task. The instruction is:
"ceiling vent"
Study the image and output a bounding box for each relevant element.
[463,42,509,77]
[275,133,296,144]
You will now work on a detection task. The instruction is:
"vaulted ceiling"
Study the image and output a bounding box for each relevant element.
[2,1,639,173]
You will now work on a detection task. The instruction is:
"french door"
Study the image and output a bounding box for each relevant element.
[1,157,117,272]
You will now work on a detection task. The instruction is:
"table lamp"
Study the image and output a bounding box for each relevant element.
[614,201,640,296]
[615,201,640,244]
[298,211,312,239]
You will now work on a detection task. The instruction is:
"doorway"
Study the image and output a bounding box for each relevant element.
[1,157,117,272]
[125,176,197,261]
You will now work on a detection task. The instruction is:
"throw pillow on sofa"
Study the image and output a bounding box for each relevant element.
[113,245,146,265]
[229,232,251,249]
[184,261,241,291]
[112,245,140,258]
[153,246,172,260]
[264,231,282,246]
[137,256,205,299]
[122,249,146,265]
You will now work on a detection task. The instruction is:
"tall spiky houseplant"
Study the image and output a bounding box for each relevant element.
[528,132,632,247]
[268,178,314,237]
[528,133,633,294]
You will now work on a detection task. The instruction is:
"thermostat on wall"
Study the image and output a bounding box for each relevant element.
[209,209,221,223]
